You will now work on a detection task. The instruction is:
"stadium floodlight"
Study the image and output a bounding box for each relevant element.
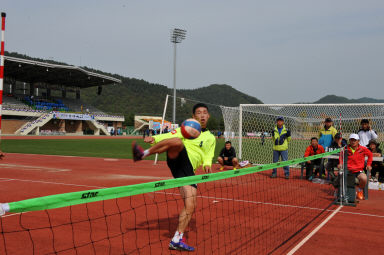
[170,28,186,124]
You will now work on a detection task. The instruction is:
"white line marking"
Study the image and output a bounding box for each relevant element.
[97,174,171,180]
[1,213,21,218]
[0,178,106,189]
[157,191,384,218]
[0,179,13,182]
[104,158,119,161]
[287,205,343,255]
[6,152,125,161]
[338,210,384,218]
[0,163,71,172]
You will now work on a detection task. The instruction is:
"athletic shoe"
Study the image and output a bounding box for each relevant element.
[132,142,144,162]
[219,167,224,171]
[308,176,313,181]
[233,167,237,170]
[285,175,289,180]
[169,239,195,251]
[270,173,277,178]
[357,190,364,200]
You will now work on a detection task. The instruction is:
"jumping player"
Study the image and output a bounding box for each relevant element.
[132,103,216,251]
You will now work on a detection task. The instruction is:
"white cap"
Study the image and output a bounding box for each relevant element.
[349,133,360,140]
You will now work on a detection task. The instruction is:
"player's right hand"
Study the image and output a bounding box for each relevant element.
[144,137,154,144]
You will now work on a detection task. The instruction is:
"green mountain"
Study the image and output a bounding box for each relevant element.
[80,80,262,128]
[314,95,384,104]
[5,51,263,128]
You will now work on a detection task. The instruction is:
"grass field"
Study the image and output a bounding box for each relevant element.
[240,137,310,164]
[1,137,314,165]
[1,138,227,163]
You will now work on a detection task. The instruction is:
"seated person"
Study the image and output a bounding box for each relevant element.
[326,133,347,182]
[304,137,325,181]
[338,134,372,200]
[368,139,383,182]
[218,141,239,170]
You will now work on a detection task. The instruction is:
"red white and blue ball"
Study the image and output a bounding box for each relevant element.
[181,119,201,139]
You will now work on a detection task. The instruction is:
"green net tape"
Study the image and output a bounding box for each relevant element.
[8,149,341,213]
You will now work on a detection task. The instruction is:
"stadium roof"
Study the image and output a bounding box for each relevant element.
[4,56,121,88]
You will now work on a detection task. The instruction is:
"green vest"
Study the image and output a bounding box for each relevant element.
[272,125,291,151]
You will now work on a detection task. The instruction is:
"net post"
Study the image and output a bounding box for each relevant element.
[339,146,357,206]
[154,94,169,165]
[339,147,345,205]
[0,13,6,152]
[238,104,243,160]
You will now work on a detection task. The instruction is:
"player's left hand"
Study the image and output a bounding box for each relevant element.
[204,166,212,173]
[366,165,372,171]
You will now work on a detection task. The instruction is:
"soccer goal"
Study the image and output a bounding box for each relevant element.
[220,104,384,164]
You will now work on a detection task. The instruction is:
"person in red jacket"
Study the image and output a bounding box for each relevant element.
[304,137,325,180]
[338,133,372,200]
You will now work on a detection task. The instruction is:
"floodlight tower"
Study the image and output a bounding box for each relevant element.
[170,28,186,124]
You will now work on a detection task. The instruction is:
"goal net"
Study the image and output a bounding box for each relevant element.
[220,104,384,164]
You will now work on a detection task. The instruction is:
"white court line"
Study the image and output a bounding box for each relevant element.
[286,205,343,255]
[157,191,384,218]
[0,179,13,182]
[2,213,21,218]
[0,178,106,189]
[6,152,124,161]
[338,210,384,218]
[97,174,171,180]
[0,163,71,172]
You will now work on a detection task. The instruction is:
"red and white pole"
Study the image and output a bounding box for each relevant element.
[0,12,6,159]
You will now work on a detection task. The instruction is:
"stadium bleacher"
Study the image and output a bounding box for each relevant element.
[23,96,70,112]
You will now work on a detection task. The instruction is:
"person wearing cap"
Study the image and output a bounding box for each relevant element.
[271,116,291,179]
[357,119,378,147]
[367,139,383,182]
[318,117,338,151]
[326,133,347,182]
[338,134,373,200]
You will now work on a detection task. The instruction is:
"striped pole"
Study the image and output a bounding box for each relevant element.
[0,12,6,159]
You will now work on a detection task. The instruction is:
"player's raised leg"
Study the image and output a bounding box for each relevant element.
[132,137,184,161]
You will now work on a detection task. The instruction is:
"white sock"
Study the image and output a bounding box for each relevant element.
[172,231,183,243]
[143,150,150,158]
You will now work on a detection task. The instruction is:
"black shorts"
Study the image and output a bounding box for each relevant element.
[353,171,364,178]
[167,147,197,189]
[220,156,233,166]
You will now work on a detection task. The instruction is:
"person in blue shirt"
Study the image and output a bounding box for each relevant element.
[318,118,337,151]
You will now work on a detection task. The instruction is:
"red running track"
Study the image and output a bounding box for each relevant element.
[0,153,383,254]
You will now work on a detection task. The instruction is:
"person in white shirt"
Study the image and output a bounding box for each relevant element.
[357,119,378,147]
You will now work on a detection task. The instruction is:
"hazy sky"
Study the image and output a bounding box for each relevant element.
[2,1,384,103]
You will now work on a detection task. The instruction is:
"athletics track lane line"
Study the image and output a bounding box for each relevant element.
[286,205,343,255]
